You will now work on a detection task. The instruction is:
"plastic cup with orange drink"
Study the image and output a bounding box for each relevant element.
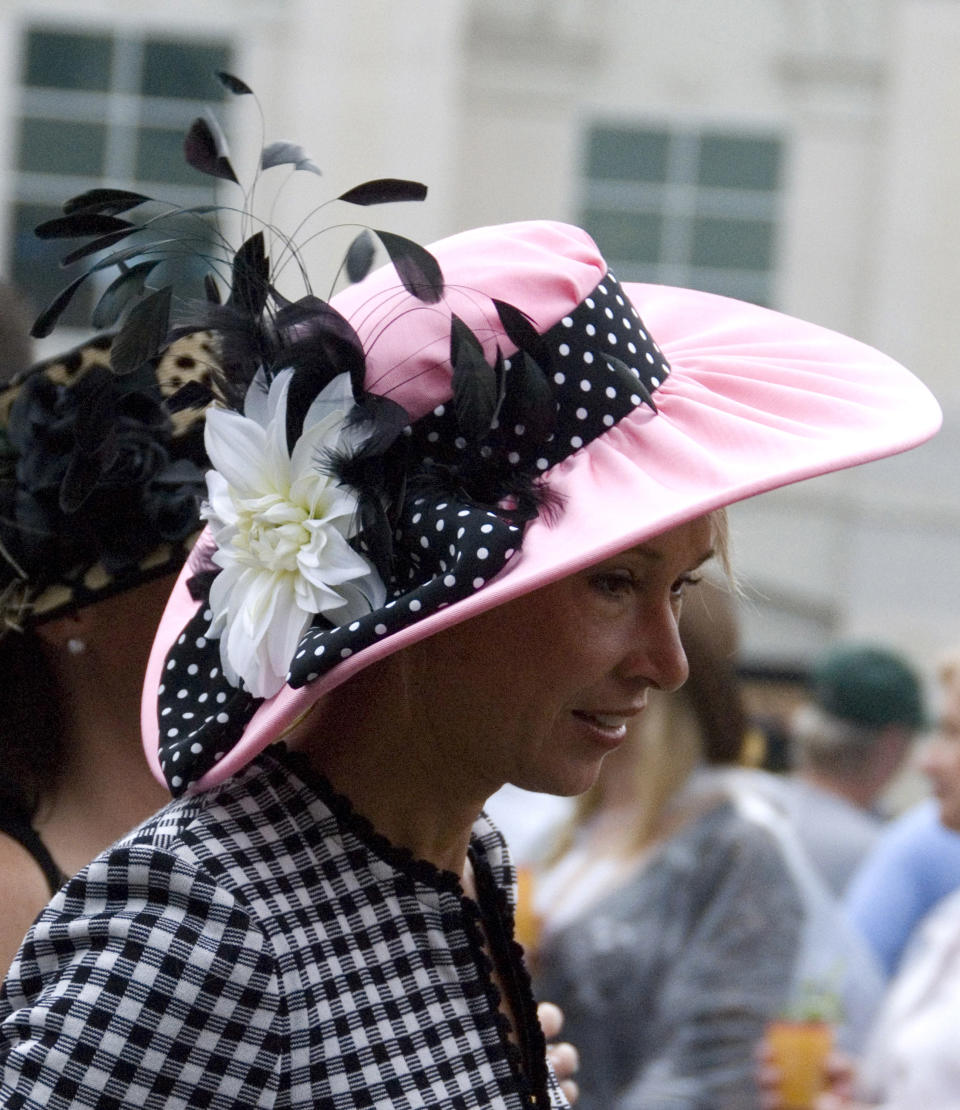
[765,1017,834,1109]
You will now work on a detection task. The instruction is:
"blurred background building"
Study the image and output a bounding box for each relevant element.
[0,0,957,697]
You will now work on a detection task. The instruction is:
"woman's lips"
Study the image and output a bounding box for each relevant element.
[571,708,643,747]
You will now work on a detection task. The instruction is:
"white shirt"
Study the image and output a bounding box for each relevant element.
[857,886,960,1108]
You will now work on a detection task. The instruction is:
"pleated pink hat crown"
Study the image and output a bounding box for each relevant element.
[30,74,940,794]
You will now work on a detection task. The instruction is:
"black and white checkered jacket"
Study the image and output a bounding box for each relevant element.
[0,747,567,1109]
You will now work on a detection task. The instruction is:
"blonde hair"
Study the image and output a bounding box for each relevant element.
[546,511,743,861]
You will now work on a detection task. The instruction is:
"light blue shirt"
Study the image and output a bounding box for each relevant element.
[844,799,960,977]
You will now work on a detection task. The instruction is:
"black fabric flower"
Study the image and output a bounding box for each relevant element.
[0,351,207,618]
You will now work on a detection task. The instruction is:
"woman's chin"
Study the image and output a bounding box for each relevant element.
[513,756,608,799]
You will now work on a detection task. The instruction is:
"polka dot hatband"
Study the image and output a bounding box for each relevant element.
[144,220,941,794]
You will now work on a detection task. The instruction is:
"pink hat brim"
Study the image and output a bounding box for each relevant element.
[142,282,941,789]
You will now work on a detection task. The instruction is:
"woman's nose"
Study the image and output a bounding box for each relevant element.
[617,603,689,692]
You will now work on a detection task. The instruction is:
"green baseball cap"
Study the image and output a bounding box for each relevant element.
[813,644,927,730]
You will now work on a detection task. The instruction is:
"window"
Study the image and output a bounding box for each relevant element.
[580,123,783,305]
[10,27,232,330]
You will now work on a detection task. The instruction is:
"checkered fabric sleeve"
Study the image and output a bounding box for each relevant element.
[0,748,569,1110]
[0,842,285,1109]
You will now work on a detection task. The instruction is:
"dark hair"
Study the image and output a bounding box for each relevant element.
[0,628,65,818]
[679,581,746,765]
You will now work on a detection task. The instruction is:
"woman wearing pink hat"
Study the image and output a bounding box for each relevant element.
[0,77,942,1109]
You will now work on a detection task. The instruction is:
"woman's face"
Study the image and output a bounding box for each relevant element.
[401,514,717,801]
[919,670,960,831]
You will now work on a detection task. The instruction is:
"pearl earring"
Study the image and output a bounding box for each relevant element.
[66,637,86,655]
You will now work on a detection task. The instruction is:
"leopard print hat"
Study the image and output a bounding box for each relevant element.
[0,330,217,632]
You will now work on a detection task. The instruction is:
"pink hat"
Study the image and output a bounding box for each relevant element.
[139,219,940,793]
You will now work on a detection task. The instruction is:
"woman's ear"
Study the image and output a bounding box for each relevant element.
[34,573,178,666]
[33,607,91,657]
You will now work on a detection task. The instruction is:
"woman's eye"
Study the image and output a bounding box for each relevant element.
[590,572,634,598]
[671,573,702,598]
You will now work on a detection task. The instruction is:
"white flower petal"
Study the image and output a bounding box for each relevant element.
[265,368,293,427]
[303,372,352,431]
[243,367,272,426]
[263,390,295,495]
[225,606,275,697]
[332,577,388,623]
[205,408,269,497]
[207,563,241,637]
[266,594,311,680]
[288,410,346,492]
[299,530,373,587]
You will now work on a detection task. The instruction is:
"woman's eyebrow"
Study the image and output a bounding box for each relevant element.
[631,544,716,568]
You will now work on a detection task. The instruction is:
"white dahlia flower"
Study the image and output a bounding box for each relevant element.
[202,368,385,699]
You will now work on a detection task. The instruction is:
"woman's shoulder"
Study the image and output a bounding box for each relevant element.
[659,792,803,912]
[671,788,788,862]
[0,833,53,976]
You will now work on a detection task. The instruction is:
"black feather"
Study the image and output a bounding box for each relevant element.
[91,259,162,330]
[275,297,368,401]
[273,294,332,332]
[35,213,134,240]
[164,378,214,414]
[86,240,170,275]
[187,567,219,601]
[320,422,410,585]
[345,394,410,456]
[492,345,507,410]
[30,271,93,338]
[62,189,151,217]
[339,179,428,206]
[493,298,554,373]
[345,230,376,284]
[499,350,557,443]
[184,116,238,184]
[217,71,253,96]
[321,401,410,483]
[204,273,222,304]
[356,490,394,584]
[169,302,266,408]
[59,227,141,267]
[228,233,270,318]
[605,354,658,413]
[373,230,444,304]
[450,314,497,442]
[284,364,340,453]
[111,287,173,375]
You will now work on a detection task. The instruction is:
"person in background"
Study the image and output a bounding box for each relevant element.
[843,796,960,979]
[768,644,925,896]
[843,647,960,978]
[0,331,216,972]
[761,647,960,1109]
